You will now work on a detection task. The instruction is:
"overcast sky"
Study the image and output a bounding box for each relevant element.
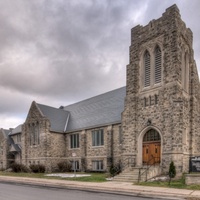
[0,0,200,129]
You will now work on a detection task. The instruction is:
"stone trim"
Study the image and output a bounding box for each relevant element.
[137,126,163,166]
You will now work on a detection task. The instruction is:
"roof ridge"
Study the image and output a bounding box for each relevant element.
[37,103,69,113]
[64,86,126,108]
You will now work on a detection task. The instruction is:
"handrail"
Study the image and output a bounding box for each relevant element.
[111,156,135,177]
[121,156,135,170]
[138,155,160,183]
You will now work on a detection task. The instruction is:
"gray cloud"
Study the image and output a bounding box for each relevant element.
[0,0,199,128]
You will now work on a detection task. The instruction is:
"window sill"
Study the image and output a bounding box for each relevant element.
[30,144,40,148]
[141,84,162,93]
[91,145,104,148]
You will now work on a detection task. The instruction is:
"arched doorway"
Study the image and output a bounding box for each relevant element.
[143,129,161,165]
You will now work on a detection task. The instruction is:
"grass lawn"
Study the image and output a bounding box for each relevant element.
[138,176,200,190]
[1,171,200,189]
[0,171,107,182]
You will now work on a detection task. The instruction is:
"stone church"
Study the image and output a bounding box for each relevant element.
[0,4,200,179]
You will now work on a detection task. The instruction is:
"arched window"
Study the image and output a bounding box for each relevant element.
[184,52,189,92]
[155,94,158,105]
[29,122,40,145]
[143,129,160,142]
[149,96,152,106]
[154,46,161,84]
[144,50,151,87]
[144,97,147,107]
[182,51,189,93]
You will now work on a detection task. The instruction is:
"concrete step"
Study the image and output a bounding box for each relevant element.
[113,171,147,183]
[112,167,155,183]
[113,178,139,182]
[115,174,142,178]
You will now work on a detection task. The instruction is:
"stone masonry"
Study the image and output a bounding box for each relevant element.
[1,5,200,176]
[122,4,200,174]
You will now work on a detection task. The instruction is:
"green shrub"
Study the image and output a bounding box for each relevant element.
[57,161,72,172]
[29,164,46,173]
[109,163,121,177]
[169,161,176,185]
[10,163,30,173]
[169,161,176,178]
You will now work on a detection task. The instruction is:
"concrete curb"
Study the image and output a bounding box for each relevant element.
[0,176,199,200]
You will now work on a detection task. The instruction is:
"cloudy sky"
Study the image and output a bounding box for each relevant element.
[0,0,200,129]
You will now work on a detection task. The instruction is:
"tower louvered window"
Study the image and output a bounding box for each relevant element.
[155,46,161,84]
[144,51,151,87]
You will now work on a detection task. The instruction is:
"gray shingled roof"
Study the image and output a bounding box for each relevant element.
[9,124,22,136]
[35,86,126,133]
[10,143,21,152]
[37,103,70,133]
[2,129,10,138]
[64,86,126,132]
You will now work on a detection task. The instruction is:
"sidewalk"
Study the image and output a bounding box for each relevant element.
[0,176,199,200]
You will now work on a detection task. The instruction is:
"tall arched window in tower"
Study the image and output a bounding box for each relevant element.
[144,50,151,87]
[184,52,189,93]
[154,46,161,84]
[182,51,189,93]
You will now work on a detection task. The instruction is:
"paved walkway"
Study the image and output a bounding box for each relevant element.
[0,176,199,200]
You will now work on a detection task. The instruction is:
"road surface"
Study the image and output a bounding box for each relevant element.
[0,182,169,200]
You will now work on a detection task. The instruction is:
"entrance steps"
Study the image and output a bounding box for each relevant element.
[112,168,142,182]
[112,166,161,183]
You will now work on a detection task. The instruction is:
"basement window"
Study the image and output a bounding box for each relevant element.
[92,160,103,171]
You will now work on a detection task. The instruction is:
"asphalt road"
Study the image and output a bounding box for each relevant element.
[0,182,166,200]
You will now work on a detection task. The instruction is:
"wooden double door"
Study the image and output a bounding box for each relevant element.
[143,142,161,165]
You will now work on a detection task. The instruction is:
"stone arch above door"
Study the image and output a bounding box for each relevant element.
[143,129,161,165]
[137,126,163,166]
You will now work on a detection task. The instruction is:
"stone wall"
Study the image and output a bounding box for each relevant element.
[21,101,122,172]
[0,129,9,169]
[65,124,122,172]
[2,4,199,176]
[122,4,200,174]
[22,102,52,170]
[185,174,200,185]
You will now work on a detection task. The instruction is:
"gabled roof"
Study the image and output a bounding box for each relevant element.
[2,129,10,138]
[0,128,10,139]
[8,134,21,152]
[3,129,10,136]
[7,135,14,145]
[34,86,126,133]
[64,86,126,132]
[37,103,70,133]
[9,124,22,136]
[9,143,21,152]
